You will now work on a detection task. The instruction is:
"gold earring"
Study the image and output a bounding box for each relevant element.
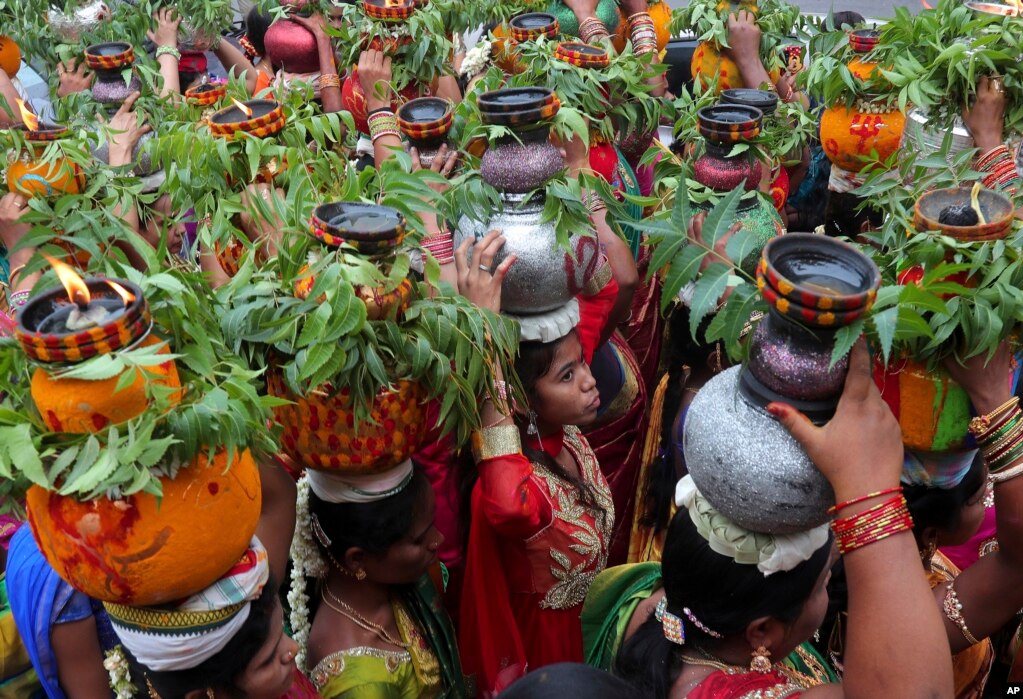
[750,645,772,673]
[206,690,215,699]
[355,568,367,581]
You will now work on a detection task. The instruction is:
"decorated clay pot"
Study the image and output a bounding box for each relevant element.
[208,99,286,139]
[185,83,227,107]
[364,0,416,21]
[847,28,882,82]
[31,335,181,433]
[553,41,610,69]
[820,102,905,173]
[0,36,21,77]
[455,193,599,314]
[874,358,972,452]
[310,201,407,256]
[694,141,762,193]
[26,449,261,605]
[691,41,781,94]
[342,68,422,135]
[720,88,779,117]
[686,235,880,533]
[397,97,453,167]
[269,376,428,473]
[264,18,320,73]
[6,126,84,198]
[294,262,414,321]
[47,0,111,43]
[913,186,1014,242]
[478,87,564,192]
[495,12,560,73]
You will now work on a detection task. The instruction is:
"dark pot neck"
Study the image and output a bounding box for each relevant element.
[738,309,844,424]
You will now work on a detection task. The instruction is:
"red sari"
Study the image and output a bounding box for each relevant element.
[458,426,614,697]
[688,667,806,699]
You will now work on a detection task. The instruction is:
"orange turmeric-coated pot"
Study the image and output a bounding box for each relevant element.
[0,36,20,77]
[269,376,427,473]
[32,335,181,433]
[26,449,262,605]
[820,104,905,173]
[6,155,84,198]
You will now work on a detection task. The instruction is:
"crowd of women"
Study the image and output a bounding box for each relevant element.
[1,0,1022,697]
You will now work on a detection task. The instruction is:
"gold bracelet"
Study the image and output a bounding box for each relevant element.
[7,263,25,284]
[970,397,1020,436]
[317,73,341,90]
[942,579,981,646]
[471,425,521,462]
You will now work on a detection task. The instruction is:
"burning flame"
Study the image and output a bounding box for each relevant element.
[16,99,39,132]
[42,253,90,310]
[231,98,254,118]
[106,280,136,306]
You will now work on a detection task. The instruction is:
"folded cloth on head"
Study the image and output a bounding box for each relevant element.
[104,536,269,672]
[902,448,979,490]
[675,475,830,576]
[306,459,415,504]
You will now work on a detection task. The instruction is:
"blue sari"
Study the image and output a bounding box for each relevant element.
[6,526,115,699]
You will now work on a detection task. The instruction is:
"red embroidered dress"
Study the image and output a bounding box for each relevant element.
[459,425,614,696]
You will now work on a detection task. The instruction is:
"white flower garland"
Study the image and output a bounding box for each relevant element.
[460,41,492,80]
[289,474,328,670]
[104,646,137,699]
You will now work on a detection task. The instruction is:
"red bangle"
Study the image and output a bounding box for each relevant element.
[827,487,902,516]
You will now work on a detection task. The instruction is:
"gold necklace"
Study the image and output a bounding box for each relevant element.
[320,586,409,650]
[679,647,817,689]
[790,646,831,686]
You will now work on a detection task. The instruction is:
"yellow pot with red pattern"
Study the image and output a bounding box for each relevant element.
[820,102,905,173]
[269,375,427,473]
[26,449,262,605]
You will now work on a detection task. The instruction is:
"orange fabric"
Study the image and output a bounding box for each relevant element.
[253,70,273,96]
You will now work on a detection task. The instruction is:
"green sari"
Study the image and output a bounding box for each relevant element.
[581,564,839,685]
[311,574,468,699]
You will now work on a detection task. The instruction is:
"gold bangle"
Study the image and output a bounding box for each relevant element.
[971,398,1021,436]
[471,425,521,462]
[7,263,25,284]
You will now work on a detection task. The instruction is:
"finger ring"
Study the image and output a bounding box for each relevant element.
[479,264,492,274]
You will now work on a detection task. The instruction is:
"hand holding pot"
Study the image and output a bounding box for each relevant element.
[358,49,393,112]
[148,6,181,49]
[455,229,516,314]
[289,11,329,44]
[943,341,1014,416]
[412,144,459,193]
[55,59,93,98]
[768,340,904,499]
[98,91,152,167]
[964,75,1006,154]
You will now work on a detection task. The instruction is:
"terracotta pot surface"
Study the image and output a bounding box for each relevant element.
[264,18,320,73]
[6,156,84,198]
[32,335,181,433]
[26,449,262,605]
[270,377,427,473]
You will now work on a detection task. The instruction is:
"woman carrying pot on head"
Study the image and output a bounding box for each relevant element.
[294,465,468,698]
[453,222,623,695]
[609,341,954,699]
[8,460,308,699]
[820,341,1023,698]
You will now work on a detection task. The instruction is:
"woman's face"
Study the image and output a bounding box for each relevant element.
[532,333,601,429]
[363,487,443,586]
[232,599,298,699]
[141,194,184,254]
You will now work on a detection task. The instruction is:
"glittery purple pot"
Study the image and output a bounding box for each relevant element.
[480,127,564,193]
[617,125,656,164]
[741,311,849,418]
[454,193,598,314]
[693,142,762,193]
[91,72,142,104]
[684,365,835,533]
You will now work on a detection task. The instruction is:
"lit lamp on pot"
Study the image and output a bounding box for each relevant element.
[208,98,285,139]
[15,255,149,363]
[6,101,84,198]
[683,234,881,534]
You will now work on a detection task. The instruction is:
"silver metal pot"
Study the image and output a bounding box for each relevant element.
[902,107,974,167]
[48,0,111,43]
[178,20,221,52]
[683,365,835,534]
[454,193,599,315]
